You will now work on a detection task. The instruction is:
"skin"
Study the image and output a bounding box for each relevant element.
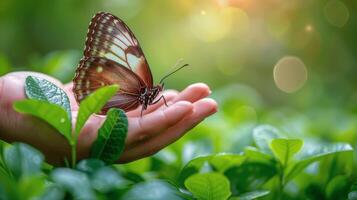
[0,72,217,165]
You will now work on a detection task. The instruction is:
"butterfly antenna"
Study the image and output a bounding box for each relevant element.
[159,63,189,84]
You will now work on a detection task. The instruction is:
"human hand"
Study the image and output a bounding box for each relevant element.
[0,72,217,165]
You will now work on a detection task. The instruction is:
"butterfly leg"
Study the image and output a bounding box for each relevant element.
[151,95,168,107]
[140,107,144,117]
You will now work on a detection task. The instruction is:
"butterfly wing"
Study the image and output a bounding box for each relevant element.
[73,57,145,113]
[84,12,153,87]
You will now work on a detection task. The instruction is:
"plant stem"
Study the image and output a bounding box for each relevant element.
[71,142,77,168]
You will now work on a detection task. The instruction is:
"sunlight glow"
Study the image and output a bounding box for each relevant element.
[189,6,249,42]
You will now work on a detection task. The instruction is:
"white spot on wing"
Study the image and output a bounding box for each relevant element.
[105,53,127,67]
[97,66,103,74]
[127,54,141,70]
[110,45,125,58]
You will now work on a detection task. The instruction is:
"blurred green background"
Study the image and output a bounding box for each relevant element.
[1,0,357,139]
[1,0,357,199]
[1,0,356,108]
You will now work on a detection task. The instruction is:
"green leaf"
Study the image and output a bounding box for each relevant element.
[230,190,270,200]
[179,153,245,186]
[75,85,119,136]
[122,180,184,200]
[244,147,273,163]
[252,125,279,154]
[13,100,72,142]
[3,143,44,180]
[76,159,106,175]
[51,168,95,200]
[90,108,128,164]
[269,138,303,166]
[0,172,17,200]
[91,167,130,193]
[39,184,65,200]
[225,162,276,194]
[185,173,231,200]
[18,175,47,200]
[285,143,353,182]
[25,76,71,120]
[325,175,350,200]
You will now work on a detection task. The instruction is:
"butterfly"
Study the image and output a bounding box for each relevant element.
[73,12,187,115]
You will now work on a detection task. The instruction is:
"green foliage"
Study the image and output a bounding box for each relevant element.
[3,143,44,180]
[122,180,184,200]
[179,153,245,185]
[285,143,353,182]
[253,125,279,155]
[270,138,303,165]
[25,76,71,120]
[2,1,357,198]
[76,159,106,174]
[51,168,96,200]
[2,76,357,199]
[75,85,119,136]
[90,108,128,164]
[231,190,270,200]
[14,77,122,167]
[184,172,231,200]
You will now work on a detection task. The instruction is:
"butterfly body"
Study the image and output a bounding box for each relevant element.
[73,12,169,115]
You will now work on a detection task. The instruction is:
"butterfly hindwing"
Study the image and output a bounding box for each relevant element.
[84,12,153,87]
[73,57,145,112]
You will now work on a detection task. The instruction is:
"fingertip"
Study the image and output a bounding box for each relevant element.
[174,83,212,103]
[192,98,218,117]
[188,82,210,90]
[202,98,218,113]
[188,83,211,94]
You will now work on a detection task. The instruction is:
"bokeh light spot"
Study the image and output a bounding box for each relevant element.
[305,24,313,32]
[324,0,349,27]
[274,56,308,93]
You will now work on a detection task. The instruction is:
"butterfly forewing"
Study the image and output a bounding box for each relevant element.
[84,12,153,87]
[73,57,145,112]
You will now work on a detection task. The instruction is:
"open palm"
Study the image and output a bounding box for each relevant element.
[0,72,217,165]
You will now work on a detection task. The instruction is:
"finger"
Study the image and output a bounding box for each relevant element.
[125,101,194,146]
[172,83,211,103]
[128,83,211,117]
[119,98,217,163]
[126,90,179,117]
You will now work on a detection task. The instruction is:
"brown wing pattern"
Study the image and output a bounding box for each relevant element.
[73,57,145,112]
[83,12,153,87]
